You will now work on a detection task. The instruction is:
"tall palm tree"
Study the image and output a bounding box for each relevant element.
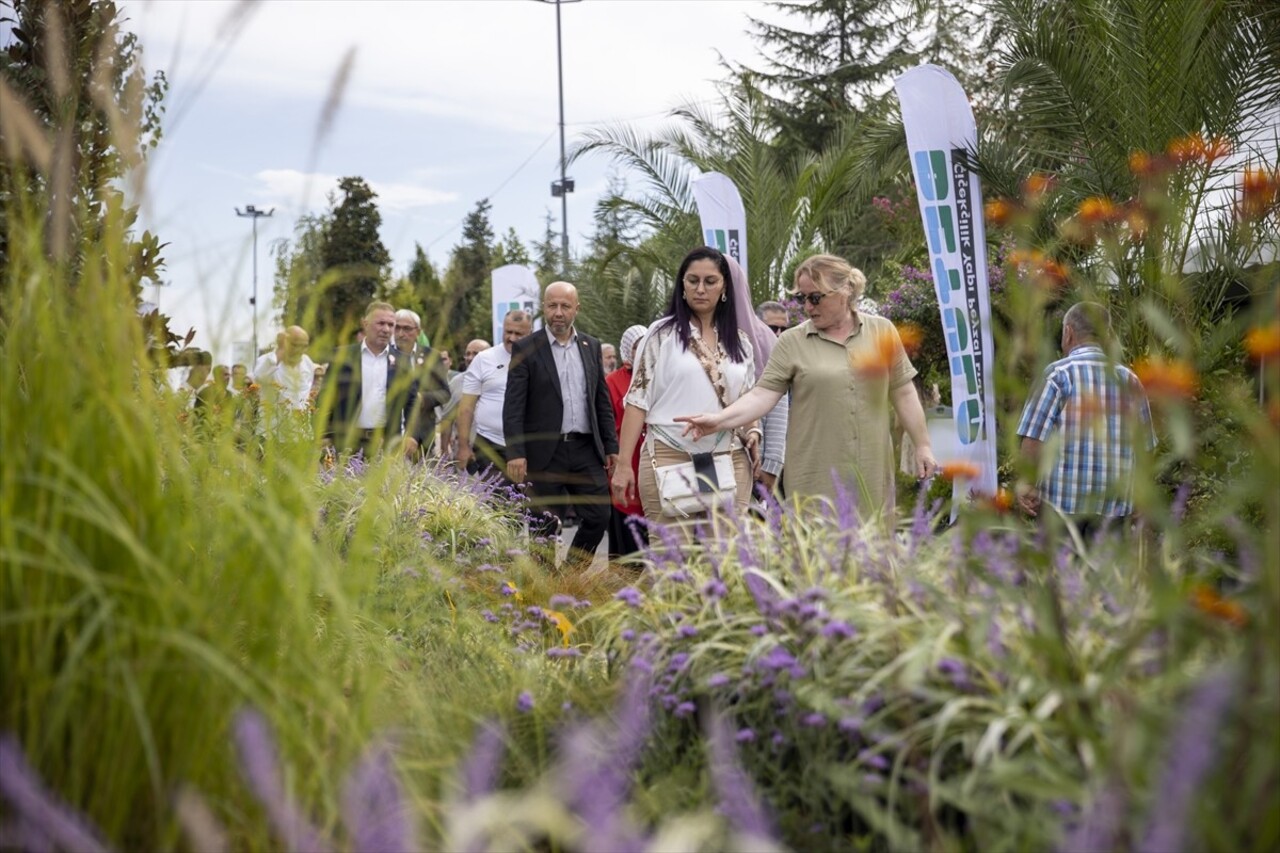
[567,84,879,305]
[981,0,1280,347]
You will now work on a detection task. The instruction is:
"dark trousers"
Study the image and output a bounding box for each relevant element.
[466,434,510,481]
[607,507,648,559]
[526,435,611,561]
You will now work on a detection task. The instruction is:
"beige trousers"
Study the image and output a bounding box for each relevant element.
[638,440,752,540]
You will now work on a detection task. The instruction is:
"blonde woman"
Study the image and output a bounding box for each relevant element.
[678,254,937,518]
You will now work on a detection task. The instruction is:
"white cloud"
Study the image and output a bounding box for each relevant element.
[253,169,458,213]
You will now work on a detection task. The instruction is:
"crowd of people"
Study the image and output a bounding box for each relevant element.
[175,246,1156,568]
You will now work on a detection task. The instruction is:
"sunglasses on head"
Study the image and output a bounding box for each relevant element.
[791,291,832,307]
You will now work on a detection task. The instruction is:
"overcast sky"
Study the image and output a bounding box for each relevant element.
[128,0,780,361]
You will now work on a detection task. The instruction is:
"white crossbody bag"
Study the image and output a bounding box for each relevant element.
[650,428,737,518]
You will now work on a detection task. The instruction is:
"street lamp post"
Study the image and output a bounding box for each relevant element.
[534,0,581,273]
[235,204,274,355]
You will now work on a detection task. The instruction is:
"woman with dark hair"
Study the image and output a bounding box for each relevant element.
[610,247,761,534]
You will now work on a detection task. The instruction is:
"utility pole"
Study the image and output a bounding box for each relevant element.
[235,205,274,355]
[534,0,581,274]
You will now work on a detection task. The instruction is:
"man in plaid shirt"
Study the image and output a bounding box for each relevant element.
[1015,302,1156,531]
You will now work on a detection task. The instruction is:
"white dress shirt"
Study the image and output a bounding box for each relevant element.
[357,342,390,429]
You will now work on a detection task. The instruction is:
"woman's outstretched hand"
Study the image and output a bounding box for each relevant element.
[674,413,721,441]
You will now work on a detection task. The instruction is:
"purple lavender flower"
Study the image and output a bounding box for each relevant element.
[837,716,864,735]
[857,750,889,771]
[743,572,780,618]
[620,629,636,642]
[481,610,499,624]
[937,657,972,690]
[674,702,697,718]
[232,709,331,852]
[801,713,827,728]
[759,646,797,671]
[1137,667,1238,853]
[549,594,576,609]
[701,578,728,600]
[458,721,506,802]
[614,587,644,608]
[677,625,699,639]
[525,606,543,618]
[516,692,535,713]
[749,624,768,637]
[707,673,731,688]
[0,736,109,853]
[1059,781,1126,853]
[341,744,417,853]
[707,714,778,843]
[735,728,756,743]
[821,620,855,640]
[558,670,651,853]
[546,648,582,659]
[499,582,517,597]
[669,653,690,671]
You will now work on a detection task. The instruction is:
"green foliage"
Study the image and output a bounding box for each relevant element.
[435,199,496,348]
[313,176,391,339]
[0,0,168,296]
[739,0,920,155]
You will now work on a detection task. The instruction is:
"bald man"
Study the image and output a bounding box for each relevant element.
[503,282,618,568]
[254,325,317,437]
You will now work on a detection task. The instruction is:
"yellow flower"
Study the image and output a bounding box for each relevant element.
[544,609,574,645]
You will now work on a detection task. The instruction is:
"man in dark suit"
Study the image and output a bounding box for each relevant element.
[322,301,427,459]
[504,281,619,567]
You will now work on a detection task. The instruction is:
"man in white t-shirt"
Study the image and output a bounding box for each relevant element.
[456,310,532,476]
[251,331,286,382]
[254,325,317,438]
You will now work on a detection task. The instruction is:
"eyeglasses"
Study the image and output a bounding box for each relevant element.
[790,291,833,307]
[394,324,418,332]
[684,277,723,292]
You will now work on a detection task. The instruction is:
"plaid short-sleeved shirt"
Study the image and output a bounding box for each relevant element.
[1016,344,1156,517]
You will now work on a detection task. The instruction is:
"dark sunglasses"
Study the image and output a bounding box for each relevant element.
[767,324,788,334]
[791,291,832,307]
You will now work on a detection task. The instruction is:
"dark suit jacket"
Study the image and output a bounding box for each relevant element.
[398,345,453,445]
[322,343,427,448]
[503,329,619,471]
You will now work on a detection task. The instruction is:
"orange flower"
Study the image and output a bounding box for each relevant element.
[1191,584,1248,628]
[1036,258,1071,291]
[1244,322,1280,362]
[1134,357,1198,400]
[1240,166,1280,219]
[1129,150,1159,178]
[1005,248,1044,267]
[851,335,897,378]
[1167,132,1206,165]
[988,488,1015,513]
[1125,207,1151,242]
[895,323,924,356]
[984,198,1016,227]
[1023,172,1054,200]
[939,461,981,481]
[1078,196,1121,225]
